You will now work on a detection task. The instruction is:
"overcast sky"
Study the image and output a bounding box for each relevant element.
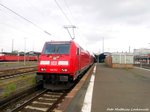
[0,0,150,53]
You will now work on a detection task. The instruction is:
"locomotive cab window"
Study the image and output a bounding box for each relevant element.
[76,48,80,55]
[43,43,70,54]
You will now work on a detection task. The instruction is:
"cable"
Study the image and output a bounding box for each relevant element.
[63,0,74,23]
[54,0,73,25]
[0,3,51,36]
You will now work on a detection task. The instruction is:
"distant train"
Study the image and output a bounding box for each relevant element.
[37,40,94,90]
[0,53,38,61]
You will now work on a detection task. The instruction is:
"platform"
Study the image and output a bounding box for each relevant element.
[91,63,150,112]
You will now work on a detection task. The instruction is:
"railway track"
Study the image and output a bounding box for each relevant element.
[10,89,66,112]
[1,65,94,112]
[0,66,37,79]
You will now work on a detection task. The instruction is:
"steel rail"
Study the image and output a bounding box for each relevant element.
[11,89,48,112]
[0,66,37,79]
[11,89,66,112]
[0,71,36,80]
[46,92,67,112]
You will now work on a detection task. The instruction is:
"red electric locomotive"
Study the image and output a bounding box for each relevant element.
[37,40,93,90]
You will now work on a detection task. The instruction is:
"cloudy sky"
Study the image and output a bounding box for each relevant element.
[0,0,150,53]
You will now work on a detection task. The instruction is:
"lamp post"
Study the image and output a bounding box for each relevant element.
[24,38,27,65]
[148,43,150,64]
[12,39,14,53]
[17,51,19,63]
[102,37,104,53]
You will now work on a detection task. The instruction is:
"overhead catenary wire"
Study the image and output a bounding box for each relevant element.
[61,0,87,39]
[62,0,75,24]
[54,0,73,25]
[54,0,77,40]
[54,0,90,51]
[24,0,70,39]
[61,0,88,43]
[0,3,51,36]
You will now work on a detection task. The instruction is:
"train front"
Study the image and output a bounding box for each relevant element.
[37,41,74,89]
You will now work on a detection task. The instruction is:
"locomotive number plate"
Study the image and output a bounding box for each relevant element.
[50,68,58,72]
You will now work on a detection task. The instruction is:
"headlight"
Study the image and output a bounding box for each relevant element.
[58,61,69,65]
[40,61,50,65]
[61,68,68,72]
[41,68,46,71]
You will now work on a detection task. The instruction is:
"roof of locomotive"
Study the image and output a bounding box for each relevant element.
[44,40,81,48]
[45,40,74,44]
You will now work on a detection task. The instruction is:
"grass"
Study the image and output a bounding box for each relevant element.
[4,83,16,97]
[0,73,36,99]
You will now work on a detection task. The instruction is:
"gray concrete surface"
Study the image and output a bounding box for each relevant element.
[92,63,150,112]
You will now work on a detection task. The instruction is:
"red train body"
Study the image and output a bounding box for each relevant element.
[37,41,93,88]
[0,54,38,61]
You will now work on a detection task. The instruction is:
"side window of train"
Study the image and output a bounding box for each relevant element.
[76,48,79,55]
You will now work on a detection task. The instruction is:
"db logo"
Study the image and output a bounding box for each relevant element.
[51,61,57,65]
